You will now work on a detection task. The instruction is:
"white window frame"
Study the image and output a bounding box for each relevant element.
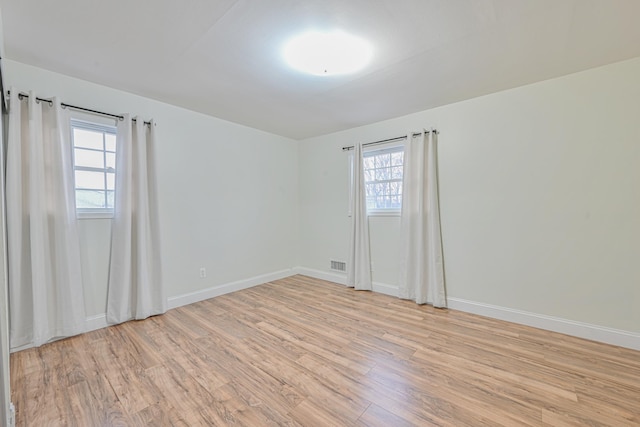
[70,115,118,219]
[363,141,405,216]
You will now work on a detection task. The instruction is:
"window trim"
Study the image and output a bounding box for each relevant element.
[70,117,118,220]
[363,141,405,217]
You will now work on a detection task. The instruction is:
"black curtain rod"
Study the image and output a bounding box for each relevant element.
[342,129,438,151]
[8,90,152,127]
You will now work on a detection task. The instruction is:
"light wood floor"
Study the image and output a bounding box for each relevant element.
[10,275,640,426]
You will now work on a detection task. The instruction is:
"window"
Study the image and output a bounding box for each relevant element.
[363,144,404,214]
[71,119,117,218]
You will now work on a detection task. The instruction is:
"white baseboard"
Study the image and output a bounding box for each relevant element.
[372,282,399,297]
[85,269,297,327]
[85,314,109,333]
[13,268,640,353]
[11,314,113,353]
[167,268,295,310]
[292,267,398,297]
[294,267,640,351]
[447,297,640,351]
[11,269,297,353]
[10,313,112,353]
[293,267,347,285]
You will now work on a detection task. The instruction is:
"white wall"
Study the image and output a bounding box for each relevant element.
[4,60,299,319]
[299,57,640,335]
[4,56,640,348]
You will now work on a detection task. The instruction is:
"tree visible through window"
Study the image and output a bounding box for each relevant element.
[363,145,404,212]
[71,120,117,217]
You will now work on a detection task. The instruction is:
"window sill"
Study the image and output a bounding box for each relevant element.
[367,209,401,217]
[77,211,114,220]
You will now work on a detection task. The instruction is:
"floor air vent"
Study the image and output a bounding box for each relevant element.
[330,260,346,272]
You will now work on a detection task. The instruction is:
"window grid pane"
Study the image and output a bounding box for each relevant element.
[71,120,117,213]
[363,147,404,210]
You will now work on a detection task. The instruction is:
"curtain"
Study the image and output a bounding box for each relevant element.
[398,131,446,307]
[6,90,86,348]
[347,143,372,290]
[107,116,166,324]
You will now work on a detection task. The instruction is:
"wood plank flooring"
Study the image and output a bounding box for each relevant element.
[10,275,640,426]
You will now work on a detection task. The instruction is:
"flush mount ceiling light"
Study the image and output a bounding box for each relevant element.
[283,30,373,76]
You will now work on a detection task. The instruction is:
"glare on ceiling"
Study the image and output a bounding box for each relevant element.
[282,30,373,76]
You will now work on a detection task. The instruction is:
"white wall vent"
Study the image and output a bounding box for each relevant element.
[330,260,346,272]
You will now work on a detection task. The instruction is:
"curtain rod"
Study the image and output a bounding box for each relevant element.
[342,129,438,151]
[7,90,152,127]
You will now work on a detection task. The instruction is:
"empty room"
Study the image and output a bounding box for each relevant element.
[0,0,639,426]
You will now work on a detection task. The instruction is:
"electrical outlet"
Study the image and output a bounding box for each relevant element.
[199,267,206,278]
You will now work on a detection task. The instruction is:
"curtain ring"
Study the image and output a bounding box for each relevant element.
[48,100,53,107]
[18,93,25,101]
[118,116,124,121]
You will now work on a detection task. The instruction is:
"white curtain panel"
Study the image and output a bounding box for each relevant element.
[398,131,446,307]
[6,90,86,348]
[347,143,372,290]
[107,116,166,324]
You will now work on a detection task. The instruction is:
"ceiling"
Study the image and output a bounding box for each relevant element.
[2,0,640,140]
